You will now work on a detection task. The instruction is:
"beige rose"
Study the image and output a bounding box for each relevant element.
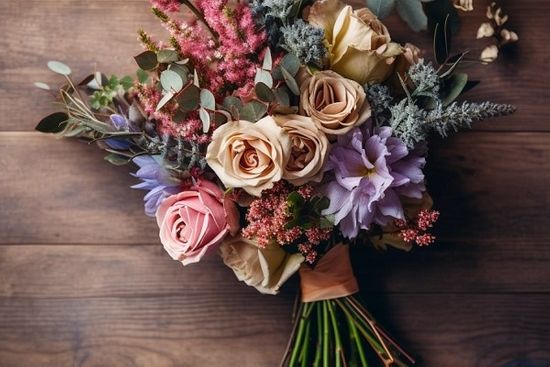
[206,117,291,197]
[300,70,371,136]
[306,0,402,85]
[273,114,330,186]
[220,236,304,295]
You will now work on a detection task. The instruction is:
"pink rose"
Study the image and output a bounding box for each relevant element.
[156,180,240,266]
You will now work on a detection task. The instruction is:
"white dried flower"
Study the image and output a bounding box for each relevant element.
[477,22,495,39]
[454,0,473,11]
[480,45,499,63]
[494,7,508,26]
[500,29,519,44]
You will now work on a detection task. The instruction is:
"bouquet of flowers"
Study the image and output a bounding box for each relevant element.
[36,0,516,365]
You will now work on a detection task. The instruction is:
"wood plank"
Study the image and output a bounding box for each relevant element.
[1,132,549,244]
[0,0,546,131]
[0,245,549,367]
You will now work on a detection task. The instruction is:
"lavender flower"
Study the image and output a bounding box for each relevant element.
[323,123,426,238]
[131,156,181,217]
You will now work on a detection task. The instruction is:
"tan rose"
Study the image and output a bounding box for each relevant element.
[306,0,402,85]
[300,70,371,136]
[206,117,291,197]
[274,114,330,186]
[220,236,304,295]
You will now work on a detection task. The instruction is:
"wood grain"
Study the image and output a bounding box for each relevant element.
[1,0,549,366]
[0,245,548,367]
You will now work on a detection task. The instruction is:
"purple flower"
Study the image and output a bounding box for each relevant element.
[323,123,426,238]
[131,156,181,217]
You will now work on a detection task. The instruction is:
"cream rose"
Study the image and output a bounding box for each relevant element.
[300,70,371,136]
[220,236,304,295]
[206,117,291,197]
[273,114,330,186]
[306,0,402,85]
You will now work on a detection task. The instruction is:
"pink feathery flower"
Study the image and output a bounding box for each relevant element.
[150,0,181,12]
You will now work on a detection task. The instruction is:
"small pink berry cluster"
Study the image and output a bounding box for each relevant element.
[395,209,440,246]
[242,182,330,263]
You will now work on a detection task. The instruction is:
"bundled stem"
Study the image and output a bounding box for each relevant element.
[280,296,417,367]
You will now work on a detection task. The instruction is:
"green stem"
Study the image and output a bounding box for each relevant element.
[289,303,312,366]
[322,301,330,367]
[348,316,369,367]
[280,302,304,367]
[313,303,322,367]
[300,316,312,367]
[327,301,343,367]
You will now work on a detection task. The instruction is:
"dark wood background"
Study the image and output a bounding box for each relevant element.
[1,1,548,366]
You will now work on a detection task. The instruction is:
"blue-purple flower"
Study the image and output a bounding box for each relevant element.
[323,123,426,238]
[131,156,181,217]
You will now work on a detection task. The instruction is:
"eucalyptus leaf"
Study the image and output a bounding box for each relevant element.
[366,0,396,18]
[255,82,275,103]
[168,63,189,84]
[200,89,216,110]
[280,53,301,77]
[34,82,50,90]
[104,153,129,166]
[160,70,183,93]
[255,68,273,88]
[262,48,273,71]
[442,72,468,106]
[281,67,300,95]
[156,91,175,111]
[274,87,290,106]
[239,101,267,122]
[134,51,158,71]
[47,61,72,76]
[199,107,211,133]
[157,49,179,63]
[176,85,200,112]
[35,112,68,133]
[223,96,243,111]
[395,0,428,32]
[193,69,200,87]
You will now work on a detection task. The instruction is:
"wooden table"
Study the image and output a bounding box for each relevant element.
[1,1,548,366]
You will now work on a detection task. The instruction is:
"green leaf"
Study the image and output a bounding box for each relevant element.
[281,67,300,95]
[366,0,395,18]
[168,63,189,84]
[262,48,273,71]
[34,82,50,90]
[160,70,183,93]
[176,85,200,112]
[280,53,301,77]
[239,101,267,122]
[136,69,149,84]
[274,87,290,106]
[35,112,68,133]
[255,82,275,103]
[255,68,273,88]
[395,0,427,32]
[104,153,129,166]
[156,91,175,111]
[120,76,134,91]
[223,96,243,111]
[134,51,158,71]
[441,72,468,106]
[200,89,216,110]
[47,61,72,76]
[157,49,179,63]
[199,107,211,133]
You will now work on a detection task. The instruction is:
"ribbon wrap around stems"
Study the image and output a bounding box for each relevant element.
[299,244,359,303]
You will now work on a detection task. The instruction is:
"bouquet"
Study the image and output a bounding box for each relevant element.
[35,0,517,365]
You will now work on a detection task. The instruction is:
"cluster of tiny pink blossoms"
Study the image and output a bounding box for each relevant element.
[242,182,331,263]
[395,209,440,246]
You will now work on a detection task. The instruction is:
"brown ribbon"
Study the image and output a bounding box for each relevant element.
[299,244,359,303]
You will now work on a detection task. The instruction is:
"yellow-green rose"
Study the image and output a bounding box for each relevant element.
[306,0,402,85]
